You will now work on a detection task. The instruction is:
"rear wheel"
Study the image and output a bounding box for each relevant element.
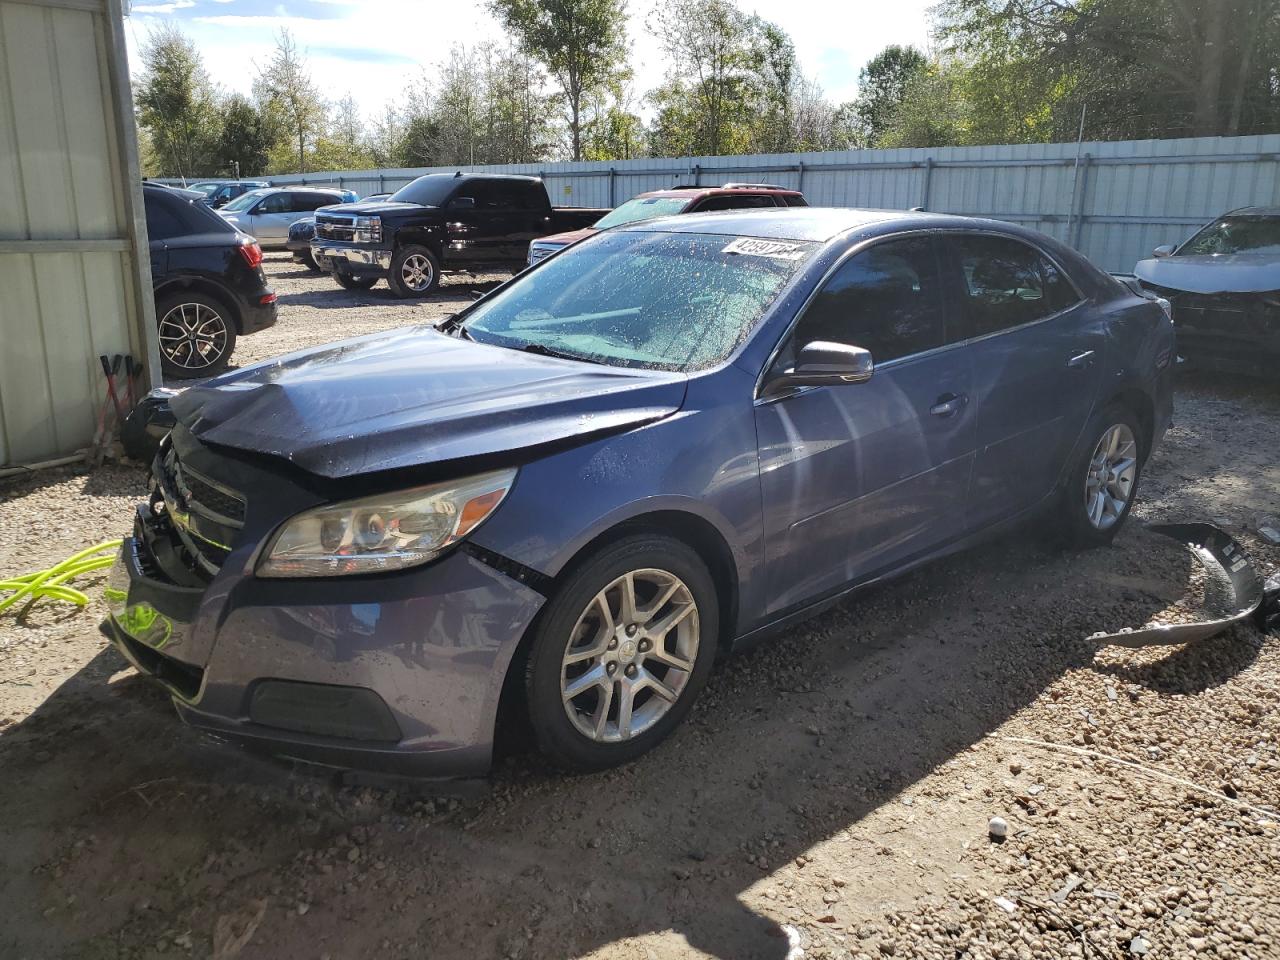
[331,268,378,291]
[156,291,237,380]
[387,245,440,298]
[1059,403,1144,546]
[524,535,719,772]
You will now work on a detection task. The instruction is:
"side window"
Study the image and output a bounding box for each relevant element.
[952,235,1077,337]
[790,236,946,365]
[257,193,290,214]
[783,195,808,207]
[1039,254,1082,313]
[144,194,186,241]
[468,181,501,209]
[695,195,777,212]
[297,193,335,212]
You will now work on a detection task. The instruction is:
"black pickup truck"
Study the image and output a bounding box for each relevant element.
[312,173,608,297]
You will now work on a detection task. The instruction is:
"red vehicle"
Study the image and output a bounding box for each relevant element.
[525,183,808,266]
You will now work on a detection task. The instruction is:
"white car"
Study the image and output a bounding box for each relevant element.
[218,187,352,248]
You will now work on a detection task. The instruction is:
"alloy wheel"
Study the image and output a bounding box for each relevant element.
[158,302,229,371]
[400,254,434,291]
[560,568,700,743]
[1084,423,1138,530]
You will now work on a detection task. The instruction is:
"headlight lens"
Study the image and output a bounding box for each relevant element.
[257,468,516,578]
[354,215,382,243]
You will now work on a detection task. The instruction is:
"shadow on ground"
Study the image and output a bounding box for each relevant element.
[4,519,1255,960]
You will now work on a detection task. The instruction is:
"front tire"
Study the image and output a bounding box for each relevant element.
[1059,402,1144,546]
[387,245,440,298]
[156,291,237,380]
[331,268,378,291]
[524,535,719,772]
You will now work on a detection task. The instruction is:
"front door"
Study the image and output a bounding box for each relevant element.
[754,235,976,615]
[247,192,296,244]
[942,233,1107,528]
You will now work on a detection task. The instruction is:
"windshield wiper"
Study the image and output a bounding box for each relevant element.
[516,342,600,364]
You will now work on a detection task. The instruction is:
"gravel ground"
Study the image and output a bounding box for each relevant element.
[1,256,1278,960]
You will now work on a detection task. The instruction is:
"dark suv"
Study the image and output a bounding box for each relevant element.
[144,183,278,379]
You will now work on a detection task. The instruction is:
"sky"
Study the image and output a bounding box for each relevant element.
[122,0,936,122]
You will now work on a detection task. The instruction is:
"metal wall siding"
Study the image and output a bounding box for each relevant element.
[0,0,147,467]
[257,135,1278,273]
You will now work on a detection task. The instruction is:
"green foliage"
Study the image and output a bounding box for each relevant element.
[488,0,629,159]
[253,30,328,173]
[850,45,928,146]
[134,24,222,178]
[936,0,1280,142]
[214,94,272,176]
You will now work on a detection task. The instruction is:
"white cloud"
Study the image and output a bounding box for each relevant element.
[131,0,194,12]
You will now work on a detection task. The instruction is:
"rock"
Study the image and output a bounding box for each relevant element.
[346,847,360,863]
[1130,936,1151,955]
[1009,760,1023,775]
[296,902,309,916]
[988,817,1009,841]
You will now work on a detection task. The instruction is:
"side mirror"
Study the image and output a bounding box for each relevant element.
[450,196,476,210]
[762,341,874,398]
[1152,244,1176,258]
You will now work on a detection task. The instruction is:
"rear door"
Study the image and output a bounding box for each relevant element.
[943,232,1104,528]
[501,180,553,260]
[754,234,976,614]
[143,191,187,279]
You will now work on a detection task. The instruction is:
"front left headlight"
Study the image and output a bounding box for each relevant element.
[257,468,516,578]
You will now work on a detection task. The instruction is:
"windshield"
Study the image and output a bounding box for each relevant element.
[189,183,220,196]
[221,189,271,213]
[462,231,814,371]
[593,196,692,230]
[389,175,460,207]
[1180,216,1280,256]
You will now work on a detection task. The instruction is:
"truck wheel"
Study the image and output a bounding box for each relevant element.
[388,245,440,298]
[331,268,378,291]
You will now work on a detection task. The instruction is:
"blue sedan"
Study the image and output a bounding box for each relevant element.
[104,208,1174,776]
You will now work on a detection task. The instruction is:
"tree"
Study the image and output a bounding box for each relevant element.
[214,94,271,176]
[254,30,327,173]
[312,95,375,171]
[851,45,928,146]
[937,0,1280,141]
[650,0,758,155]
[489,0,629,160]
[368,104,405,167]
[431,45,486,165]
[134,24,221,178]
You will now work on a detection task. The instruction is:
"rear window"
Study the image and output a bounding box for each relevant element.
[390,175,465,207]
[593,196,692,229]
[1180,216,1280,255]
[144,191,234,239]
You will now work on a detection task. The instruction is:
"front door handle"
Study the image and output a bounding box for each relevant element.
[930,393,967,417]
[1067,350,1096,370]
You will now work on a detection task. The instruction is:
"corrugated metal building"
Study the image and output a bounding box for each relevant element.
[0,0,156,469]
[266,134,1280,274]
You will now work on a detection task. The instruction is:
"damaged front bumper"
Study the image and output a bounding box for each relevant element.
[102,441,546,778]
[1090,522,1277,649]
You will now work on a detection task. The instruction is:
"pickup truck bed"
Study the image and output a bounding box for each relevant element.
[313,173,609,298]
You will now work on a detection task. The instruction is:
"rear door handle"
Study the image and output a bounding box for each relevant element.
[1067,350,1096,370]
[930,393,967,417]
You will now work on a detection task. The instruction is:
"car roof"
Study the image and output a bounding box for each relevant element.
[1225,206,1280,217]
[635,186,803,200]
[416,172,542,184]
[616,207,1013,242]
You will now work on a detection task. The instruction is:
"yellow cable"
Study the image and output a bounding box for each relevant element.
[0,540,123,614]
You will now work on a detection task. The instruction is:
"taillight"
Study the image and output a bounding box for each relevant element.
[238,241,263,270]
[260,292,278,305]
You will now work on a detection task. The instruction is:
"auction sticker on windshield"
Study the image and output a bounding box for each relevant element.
[721,237,810,260]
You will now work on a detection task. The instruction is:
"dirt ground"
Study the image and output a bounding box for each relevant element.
[2,254,1278,960]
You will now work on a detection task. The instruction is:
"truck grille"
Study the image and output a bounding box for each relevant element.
[315,214,357,242]
[154,446,246,574]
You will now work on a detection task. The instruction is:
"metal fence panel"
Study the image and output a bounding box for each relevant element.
[163,134,1280,274]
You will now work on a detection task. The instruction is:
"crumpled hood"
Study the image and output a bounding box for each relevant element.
[170,327,688,479]
[1134,254,1280,294]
